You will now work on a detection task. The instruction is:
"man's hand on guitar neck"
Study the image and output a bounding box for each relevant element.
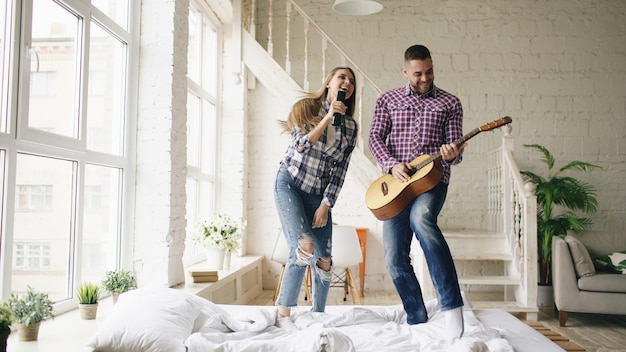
[440,142,466,162]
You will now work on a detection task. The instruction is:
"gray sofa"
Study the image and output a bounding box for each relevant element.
[552,231,626,327]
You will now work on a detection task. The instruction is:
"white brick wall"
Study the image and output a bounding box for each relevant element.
[133,0,626,293]
[246,0,626,292]
[134,0,189,288]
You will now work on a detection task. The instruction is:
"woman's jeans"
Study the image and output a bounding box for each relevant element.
[274,167,332,312]
[383,181,463,324]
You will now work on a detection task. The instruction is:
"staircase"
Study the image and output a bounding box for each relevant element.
[239,0,538,319]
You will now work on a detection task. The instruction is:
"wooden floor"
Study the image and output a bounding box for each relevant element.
[251,289,626,352]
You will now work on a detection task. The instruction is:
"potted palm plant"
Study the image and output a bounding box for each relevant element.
[76,282,101,320]
[102,270,137,304]
[521,144,600,305]
[0,301,15,352]
[7,286,54,341]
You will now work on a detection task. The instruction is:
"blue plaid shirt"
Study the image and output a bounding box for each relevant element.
[280,104,358,207]
[368,83,463,184]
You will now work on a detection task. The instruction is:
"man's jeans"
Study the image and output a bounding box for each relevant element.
[383,181,463,324]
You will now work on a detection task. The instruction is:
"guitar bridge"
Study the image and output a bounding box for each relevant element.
[381,182,388,196]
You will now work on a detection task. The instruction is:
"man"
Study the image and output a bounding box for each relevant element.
[368,44,465,339]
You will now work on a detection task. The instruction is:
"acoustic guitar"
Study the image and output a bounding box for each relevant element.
[365,116,513,221]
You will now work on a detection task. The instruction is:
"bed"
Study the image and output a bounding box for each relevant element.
[86,287,565,352]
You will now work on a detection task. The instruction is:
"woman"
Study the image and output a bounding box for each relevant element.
[274,67,358,329]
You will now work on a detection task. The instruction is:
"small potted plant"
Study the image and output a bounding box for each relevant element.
[76,282,101,320]
[7,286,54,341]
[0,301,15,352]
[193,213,244,269]
[102,270,137,303]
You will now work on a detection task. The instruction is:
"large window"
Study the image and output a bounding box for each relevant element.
[184,1,220,265]
[0,0,134,312]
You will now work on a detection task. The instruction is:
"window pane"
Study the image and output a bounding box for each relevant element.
[187,92,200,167]
[183,178,199,264]
[0,150,5,234]
[183,178,214,265]
[86,23,127,155]
[91,0,129,30]
[202,23,217,96]
[198,180,214,219]
[202,101,216,174]
[29,0,81,138]
[82,164,121,282]
[1,1,9,133]
[187,5,200,83]
[12,154,75,302]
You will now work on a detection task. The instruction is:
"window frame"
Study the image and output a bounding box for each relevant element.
[0,0,138,313]
[184,0,223,265]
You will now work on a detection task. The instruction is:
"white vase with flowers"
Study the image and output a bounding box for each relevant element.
[193,213,244,270]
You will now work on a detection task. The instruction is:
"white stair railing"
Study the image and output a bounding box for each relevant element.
[487,125,538,309]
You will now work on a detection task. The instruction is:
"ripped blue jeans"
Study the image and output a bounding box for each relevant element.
[383,181,463,324]
[274,167,333,312]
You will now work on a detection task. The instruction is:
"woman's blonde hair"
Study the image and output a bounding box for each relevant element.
[279,67,357,133]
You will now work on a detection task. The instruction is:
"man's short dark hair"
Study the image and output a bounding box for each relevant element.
[404,45,431,62]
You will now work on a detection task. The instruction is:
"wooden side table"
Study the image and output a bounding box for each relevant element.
[355,227,368,297]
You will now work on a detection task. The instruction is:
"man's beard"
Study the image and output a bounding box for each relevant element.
[411,81,433,95]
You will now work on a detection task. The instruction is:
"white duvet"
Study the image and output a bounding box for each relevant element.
[185,298,514,352]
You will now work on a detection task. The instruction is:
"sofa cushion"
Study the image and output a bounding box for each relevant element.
[565,234,596,278]
[594,250,626,274]
[568,231,626,259]
[578,272,626,293]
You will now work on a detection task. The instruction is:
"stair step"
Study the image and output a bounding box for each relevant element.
[452,251,512,261]
[443,231,508,253]
[459,275,519,285]
[470,301,539,313]
[444,231,503,237]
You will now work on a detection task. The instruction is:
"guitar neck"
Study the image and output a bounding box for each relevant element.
[413,128,482,170]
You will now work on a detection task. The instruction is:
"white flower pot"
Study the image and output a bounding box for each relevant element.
[223,251,232,269]
[206,247,225,270]
[537,284,554,308]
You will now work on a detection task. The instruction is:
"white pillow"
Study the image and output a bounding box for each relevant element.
[87,287,210,352]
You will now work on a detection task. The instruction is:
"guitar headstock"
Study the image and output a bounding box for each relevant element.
[479,116,512,132]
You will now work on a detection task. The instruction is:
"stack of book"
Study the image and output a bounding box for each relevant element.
[188,270,219,283]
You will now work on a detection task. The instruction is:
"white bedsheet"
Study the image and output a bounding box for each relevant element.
[87,288,563,352]
[185,298,516,352]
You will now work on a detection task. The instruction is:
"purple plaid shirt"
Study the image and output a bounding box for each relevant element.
[368,83,463,184]
[280,105,358,207]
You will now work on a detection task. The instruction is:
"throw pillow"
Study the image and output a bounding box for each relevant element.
[595,250,626,274]
[87,287,215,352]
[564,235,596,278]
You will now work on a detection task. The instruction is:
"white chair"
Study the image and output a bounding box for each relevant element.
[272,226,363,305]
[271,230,311,303]
[330,225,363,304]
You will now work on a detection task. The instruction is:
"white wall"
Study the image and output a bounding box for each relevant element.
[244,0,626,292]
